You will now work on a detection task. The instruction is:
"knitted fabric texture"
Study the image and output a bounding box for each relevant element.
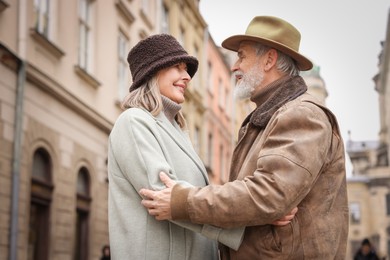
[127,34,198,92]
[161,95,181,124]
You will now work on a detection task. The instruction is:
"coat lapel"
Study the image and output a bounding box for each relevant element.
[155,113,209,184]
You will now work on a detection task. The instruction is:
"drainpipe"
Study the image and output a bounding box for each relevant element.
[9,0,27,259]
[9,59,25,260]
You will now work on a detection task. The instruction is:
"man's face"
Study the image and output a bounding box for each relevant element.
[232,42,264,100]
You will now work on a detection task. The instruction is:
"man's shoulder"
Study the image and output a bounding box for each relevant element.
[282,93,324,112]
[289,93,332,114]
[292,93,341,132]
[298,92,324,106]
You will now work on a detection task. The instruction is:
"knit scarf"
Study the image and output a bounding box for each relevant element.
[249,75,308,129]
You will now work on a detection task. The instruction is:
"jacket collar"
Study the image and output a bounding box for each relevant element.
[246,75,307,129]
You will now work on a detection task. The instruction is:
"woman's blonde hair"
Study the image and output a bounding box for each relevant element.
[121,76,187,128]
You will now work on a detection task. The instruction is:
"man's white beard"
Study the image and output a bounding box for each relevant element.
[233,66,264,100]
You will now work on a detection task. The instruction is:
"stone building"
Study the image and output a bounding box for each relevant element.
[202,35,235,184]
[345,8,390,260]
[0,0,228,259]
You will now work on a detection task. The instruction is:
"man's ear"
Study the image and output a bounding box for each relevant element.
[264,49,278,71]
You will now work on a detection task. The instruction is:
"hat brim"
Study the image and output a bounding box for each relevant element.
[222,35,313,71]
[130,55,198,92]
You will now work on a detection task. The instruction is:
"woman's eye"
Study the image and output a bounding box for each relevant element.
[176,63,187,71]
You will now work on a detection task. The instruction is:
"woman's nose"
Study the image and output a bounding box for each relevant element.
[182,70,191,81]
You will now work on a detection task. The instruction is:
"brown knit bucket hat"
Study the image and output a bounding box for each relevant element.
[127,34,199,92]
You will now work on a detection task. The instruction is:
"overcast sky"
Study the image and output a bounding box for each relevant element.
[199,0,390,146]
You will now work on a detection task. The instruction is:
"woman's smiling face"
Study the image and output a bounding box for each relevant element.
[157,62,191,104]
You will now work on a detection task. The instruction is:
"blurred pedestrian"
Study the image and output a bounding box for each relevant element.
[354,238,380,260]
[100,245,110,260]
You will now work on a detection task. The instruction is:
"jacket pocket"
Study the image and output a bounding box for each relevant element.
[271,220,296,257]
[254,224,294,255]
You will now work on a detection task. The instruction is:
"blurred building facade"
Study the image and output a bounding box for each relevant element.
[1,0,369,259]
[202,36,234,184]
[345,9,390,260]
[301,65,328,104]
[0,0,246,259]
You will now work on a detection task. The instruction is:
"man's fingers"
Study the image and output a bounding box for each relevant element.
[141,199,155,209]
[272,220,290,226]
[139,188,154,199]
[281,213,294,222]
[291,207,298,215]
[159,172,175,188]
[147,208,159,216]
[277,207,298,222]
[283,207,298,221]
[139,176,173,221]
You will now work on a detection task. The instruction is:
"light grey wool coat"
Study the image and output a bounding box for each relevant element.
[108,107,244,260]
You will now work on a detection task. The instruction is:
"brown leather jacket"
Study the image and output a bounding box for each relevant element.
[171,77,349,259]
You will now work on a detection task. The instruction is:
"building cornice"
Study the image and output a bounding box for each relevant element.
[26,63,113,134]
[0,43,20,70]
[178,0,206,27]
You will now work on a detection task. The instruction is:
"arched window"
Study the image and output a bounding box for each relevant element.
[74,167,91,260]
[28,148,53,260]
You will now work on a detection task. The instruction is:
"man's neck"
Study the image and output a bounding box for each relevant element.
[250,71,288,106]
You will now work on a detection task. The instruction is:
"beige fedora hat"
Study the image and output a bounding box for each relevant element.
[222,16,313,71]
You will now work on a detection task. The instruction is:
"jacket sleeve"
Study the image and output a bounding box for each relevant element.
[109,109,244,249]
[171,102,333,228]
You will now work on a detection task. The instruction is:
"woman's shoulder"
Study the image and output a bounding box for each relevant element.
[119,107,155,121]
[112,108,158,129]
